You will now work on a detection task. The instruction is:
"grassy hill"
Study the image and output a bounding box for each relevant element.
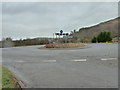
[71,17,119,42]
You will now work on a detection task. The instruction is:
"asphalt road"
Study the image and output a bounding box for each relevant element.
[2,43,118,88]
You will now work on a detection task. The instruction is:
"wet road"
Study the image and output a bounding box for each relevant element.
[2,43,118,88]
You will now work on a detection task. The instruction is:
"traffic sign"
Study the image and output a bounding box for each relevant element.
[60,30,63,34]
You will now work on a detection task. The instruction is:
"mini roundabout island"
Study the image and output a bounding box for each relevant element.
[39,43,89,50]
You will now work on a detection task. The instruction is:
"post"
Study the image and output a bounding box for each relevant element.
[52,33,54,43]
[59,34,60,43]
[56,35,57,39]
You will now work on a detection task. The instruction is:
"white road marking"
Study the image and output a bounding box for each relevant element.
[16,60,25,63]
[101,58,117,61]
[72,59,87,62]
[42,60,56,63]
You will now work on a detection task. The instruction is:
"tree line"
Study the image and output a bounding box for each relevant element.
[0,31,113,48]
[1,37,50,48]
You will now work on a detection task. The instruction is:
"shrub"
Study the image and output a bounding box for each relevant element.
[92,31,112,43]
[92,36,97,43]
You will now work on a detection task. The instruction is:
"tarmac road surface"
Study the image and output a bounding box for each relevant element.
[2,43,118,88]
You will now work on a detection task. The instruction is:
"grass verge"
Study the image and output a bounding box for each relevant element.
[2,66,15,89]
[0,66,22,89]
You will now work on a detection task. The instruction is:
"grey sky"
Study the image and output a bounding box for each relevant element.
[2,2,118,40]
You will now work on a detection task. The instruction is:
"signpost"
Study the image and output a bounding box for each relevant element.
[60,30,63,35]
[53,30,71,43]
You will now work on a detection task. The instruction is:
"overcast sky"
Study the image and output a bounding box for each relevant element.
[1,2,118,40]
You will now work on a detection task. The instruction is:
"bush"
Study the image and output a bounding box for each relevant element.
[92,31,112,43]
[92,36,97,43]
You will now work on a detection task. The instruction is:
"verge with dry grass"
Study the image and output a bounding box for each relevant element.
[44,43,85,48]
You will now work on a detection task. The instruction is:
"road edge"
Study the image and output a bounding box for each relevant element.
[12,73,25,89]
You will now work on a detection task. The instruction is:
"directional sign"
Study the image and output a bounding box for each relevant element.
[63,36,73,39]
[55,33,59,35]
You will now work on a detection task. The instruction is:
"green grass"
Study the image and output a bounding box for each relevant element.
[0,66,15,89]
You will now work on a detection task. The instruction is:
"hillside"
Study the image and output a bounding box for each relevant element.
[71,17,119,42]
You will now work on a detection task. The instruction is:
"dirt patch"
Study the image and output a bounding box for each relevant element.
[12,74,25,89]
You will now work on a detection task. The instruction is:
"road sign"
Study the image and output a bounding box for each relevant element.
[63,36,73,39]
[60,30,63,34]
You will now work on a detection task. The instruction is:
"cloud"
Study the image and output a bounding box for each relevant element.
[2,2,118,40]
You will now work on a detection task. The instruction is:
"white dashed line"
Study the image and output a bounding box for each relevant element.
[42,60,56,63]
[16,60,25,63]
[72,59,87,62]
[101,58,117,61]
